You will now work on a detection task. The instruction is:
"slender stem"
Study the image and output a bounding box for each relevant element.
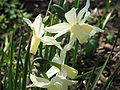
[72,40,79,67]
[8,32,14,90]
[74,0,80,8]
[22,35,31,90]
[14,36,22,90]
[45,0,53,16]
[0,46,4,90]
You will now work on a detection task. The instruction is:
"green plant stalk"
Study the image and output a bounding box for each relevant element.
[8,32,14,90]
[22,36,31,90]
[39,42,43,57]
[102,61,120,90]
[59,0,64,6]
[72,40,79,67]
[0,47,4,90]
[45,0,53,16]
[91,28,120,90]
[74,0,80,8]
[14,36,22,90]
[74,66,102,80]
[86,65,97,90]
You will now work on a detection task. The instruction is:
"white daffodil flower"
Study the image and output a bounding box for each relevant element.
[29,74,77,90]
[46,53,78,79]
[44,0,104,45]
[23,14,62,54]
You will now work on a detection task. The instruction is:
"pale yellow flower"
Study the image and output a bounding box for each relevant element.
[44,0,104,46]
[24,14,62,54]
[29,74,77,90]
[46,54,78,79]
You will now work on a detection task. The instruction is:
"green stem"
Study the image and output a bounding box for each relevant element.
[8,32,14,90]
[45,0,53,16]
[14,36,22,90]
[74,0,80,8]
[22,36,31,90]
[72,40,79,67]
[0,46,4,90]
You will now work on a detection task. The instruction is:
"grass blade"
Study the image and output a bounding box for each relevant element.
[14,36,23,90]
[22,36,31,90]
[102,61,120,90]
[90,28,120,90]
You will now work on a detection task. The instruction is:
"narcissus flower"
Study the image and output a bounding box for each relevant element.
[29,74,77,90]
[44,0,104,45]
[24,14,62,54]
[46,54,78,79]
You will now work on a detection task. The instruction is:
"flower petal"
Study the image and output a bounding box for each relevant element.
[52,54,61,64]
[30,74,49,88]
[23,18,32,26]
[80,11,90,23]
[41,36,62,50]
[30,35,41,54]
[89,25,104,37]
[31,14,44,37]
[71,24,92,43]
[54,29,69,39]
[65,8,77,25]
[44,23,70,33]
[46,66,60,78]
[77,0,90,23]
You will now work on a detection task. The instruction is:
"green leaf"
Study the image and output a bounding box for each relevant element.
[52,4,66,18]
[101,62,120,90]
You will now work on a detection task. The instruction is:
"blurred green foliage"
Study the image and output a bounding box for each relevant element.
[0,0,31,33]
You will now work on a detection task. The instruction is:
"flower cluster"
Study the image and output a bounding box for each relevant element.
[24,0,103,90]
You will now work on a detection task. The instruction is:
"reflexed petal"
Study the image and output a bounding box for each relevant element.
[65,8,77,25]
[46,66,60,78]
[51,75,77,90]
[23,18,32,26]
[52,54,61,64]
[77,0,90,23]
[80,11,90,23]
[30,74,49,88]
[41,36,62,50]
[71,24,92,43]
[54,29,69,39]
[89,25,104,37]
[64,65,78,79]
[31,14,44,37]
[44,23,70,33]
[30,35,41,54]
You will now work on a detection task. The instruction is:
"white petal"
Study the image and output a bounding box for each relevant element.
[44,23,70,33]
[71,24,92,43]
[80,11,90,23]
[77,0,90,23]
[23,18,32,26]
[65,8,77,25]
[31,14,44,37]
[89,25,104,37]
[41,36,62,50]
[52,54,61,64]
[54,29,69,39]
[30,74,49,88]
[46,66,60,78]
